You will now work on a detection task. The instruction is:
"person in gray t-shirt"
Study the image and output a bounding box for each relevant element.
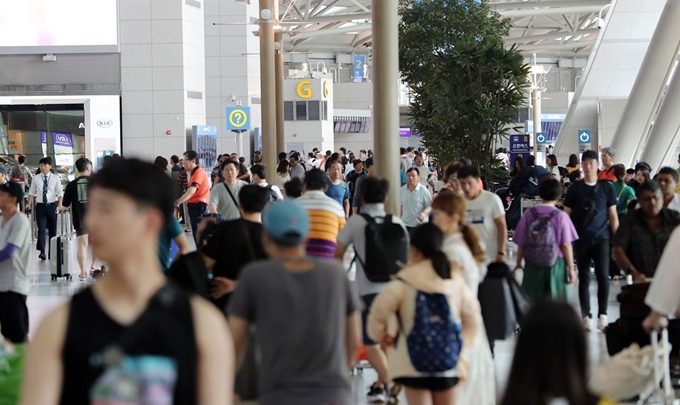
[0,182,32,342]
[209,159,248,221]
[228,200,361,405]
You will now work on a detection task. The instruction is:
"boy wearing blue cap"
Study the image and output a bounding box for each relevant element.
[228,200,362,405]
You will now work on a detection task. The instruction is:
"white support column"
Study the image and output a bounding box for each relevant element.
[639,61,680,170]
[372,0,400,215]
[610,0,680,168]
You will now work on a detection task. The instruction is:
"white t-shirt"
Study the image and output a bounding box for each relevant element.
[464,190,506,263]
[547,165,561,182]
[495,153,509,167]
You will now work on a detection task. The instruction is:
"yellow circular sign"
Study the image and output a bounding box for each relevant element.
[229,109,247,128]
[323,81,330,98]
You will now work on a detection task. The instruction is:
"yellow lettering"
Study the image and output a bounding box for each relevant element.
[323,81,330,98]
[297,80,312,99]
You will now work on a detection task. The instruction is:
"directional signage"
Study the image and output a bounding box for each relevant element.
[510,134,531,167]
[226,106,251,131]
[578,129,592,153]
[353,55,365,83]
[536,132,547,152]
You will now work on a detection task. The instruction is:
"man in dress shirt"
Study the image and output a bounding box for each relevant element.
[26,158,63,260]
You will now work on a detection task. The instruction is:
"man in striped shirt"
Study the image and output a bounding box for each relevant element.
[296,169,346,258]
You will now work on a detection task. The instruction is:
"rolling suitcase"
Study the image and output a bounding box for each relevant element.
[50,211,76,281]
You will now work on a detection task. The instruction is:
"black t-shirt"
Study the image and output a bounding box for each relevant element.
[564,179,617,240]
[203,219,267,311]
[62,176,90,231]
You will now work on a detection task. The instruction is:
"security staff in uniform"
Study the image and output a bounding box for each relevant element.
[26,157,63,260]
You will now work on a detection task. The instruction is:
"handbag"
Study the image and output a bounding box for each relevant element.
[0,344,25,405]
[478,262,531,341]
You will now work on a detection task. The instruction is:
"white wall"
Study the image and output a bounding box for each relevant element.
[204,0,262,157]
[119,0,206,161]
[598,99,628,150]
[333,82,374,153]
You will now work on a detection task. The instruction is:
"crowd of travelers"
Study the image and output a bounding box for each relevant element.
[0,142,677,404]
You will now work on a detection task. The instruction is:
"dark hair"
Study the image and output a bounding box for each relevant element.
[360,176,389,204]
[364,157,374,169]
[567,154,579,168]
[500,301,590,405]
[284,177,303,198]
[657,167,679,183]
[457,164,480,180]
[39,157,52,166]
[458,157,473,166]
[353,159,363,167]
[18,156,25,165]
[547,154,558,167]
[325,153,340,171]
[278,152,288,161]
[313,148,319,153]
[75,157,92,173]
[613,164,626,183]
[238,157,245,164]
[89,158,175,221]
[340,147,347,154]
[325,150,332,156]
[444,162,463,182]
[183,150,198,163]
[102,155,113,167]
[636,169,651,184]
[251,164,267,179]
[430,193,485,264]
[400,147,407,155]
[277,160,290,175]
[304,168,327,191]
[406,167,420,175]
[220,158,239,172]
[539,179,562,201]
[626,168,635,175]
[526,155,536,166]
[635,162,652,173]
[360,149,367,154]
[308,152,314,159]
[170,155,180,165]
[638,180,661,196]
[409,224,450,279]
[407,146,413,152]
[290,153,301,162]
[238,184,270,213]
[153,156,168,170]
[513,156,524,169]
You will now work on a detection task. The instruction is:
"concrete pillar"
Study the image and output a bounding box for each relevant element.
[275,32,285,156]
[610,0,680,168]
[532,88,541,156]
[259,0,277,183]
[639,61,680,169]
[372,0,400,215]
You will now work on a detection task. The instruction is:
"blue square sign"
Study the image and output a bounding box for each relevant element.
[226,107,251,131]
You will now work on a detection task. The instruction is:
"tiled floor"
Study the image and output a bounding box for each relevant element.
[23,238,627,405]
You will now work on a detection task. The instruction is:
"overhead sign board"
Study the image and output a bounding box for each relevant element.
[226,107,251,131]
[510,134,530,166]
[353,55,365,83]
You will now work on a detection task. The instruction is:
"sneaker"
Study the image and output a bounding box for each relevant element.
[387,383,402,404]
[598,315,608,331]
[367,383,387,404]
[582,316,592,331]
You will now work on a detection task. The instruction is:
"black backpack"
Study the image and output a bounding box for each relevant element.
[264,184,280,203]
[355,214,408,282]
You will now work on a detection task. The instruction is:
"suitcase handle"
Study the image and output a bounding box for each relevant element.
[651,329,675,401]
[59,210,72,237]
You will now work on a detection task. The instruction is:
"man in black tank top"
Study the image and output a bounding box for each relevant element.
[21,159,234,405]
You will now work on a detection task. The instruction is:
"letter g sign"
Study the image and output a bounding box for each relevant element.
[297,80,312,99]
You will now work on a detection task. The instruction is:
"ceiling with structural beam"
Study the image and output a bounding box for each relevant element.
[277,0,612,60]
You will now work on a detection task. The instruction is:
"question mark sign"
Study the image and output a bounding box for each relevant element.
[236,113,242,124]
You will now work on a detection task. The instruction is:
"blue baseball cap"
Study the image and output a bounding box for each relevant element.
[262,200,310,245]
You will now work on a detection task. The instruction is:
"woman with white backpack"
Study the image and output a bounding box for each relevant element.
[367,223,480,405]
